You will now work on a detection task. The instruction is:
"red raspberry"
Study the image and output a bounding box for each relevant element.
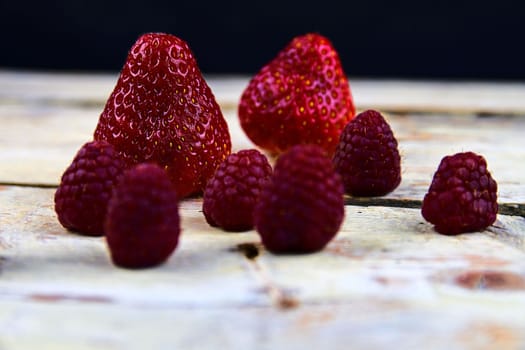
[422,152,498,235]
[54,140,125,236]
[203,149,272,231]
[105,163,180,269]
[333,109,401,196]
[254,144,344,253]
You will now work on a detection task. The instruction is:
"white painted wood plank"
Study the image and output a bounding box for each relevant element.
[1,70,525,115]
[0,70,116,106]
[208,77,525,116]
[1,186,525,349]
[352,79,525,116]
[1,70,525,349]
[388,113,525,203]
[0,186,266,308]
[0,106,252,186]
[0,104,523,204]
[0,104,99,186]
[1,299,524,350]
[253,206,525,305]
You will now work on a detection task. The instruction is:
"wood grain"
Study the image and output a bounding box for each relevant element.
[1,185,525,349]
[1,70,525,349]
[0,106,523,205]
[2,70,525,115]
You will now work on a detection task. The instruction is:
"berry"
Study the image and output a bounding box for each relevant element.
[203,149,272,231]
[333,110,401,196]
[105,163,180,268]
[254,144,344,253]
[239,33,355,156]
[94,33,231,198]
[422,152,498,235]
[54,140,125,236]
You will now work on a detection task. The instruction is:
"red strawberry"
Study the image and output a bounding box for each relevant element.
[254,144,345,253]
[105,163,180,269]
[333,110,401,196]
[203,149,272,231]
[422,152,498,235]
[54,140,125,236]
[239,33,356,156]
[94,33,231,198]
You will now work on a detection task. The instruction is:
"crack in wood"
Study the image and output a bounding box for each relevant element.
[1,182,523,219]
[0,182,57,189]
[345,197,421,210]
[485,224,525,252]
[234,242,299,310]
[498,203,525,218]
[234,242,262,260]
[0,256,6,274]
[344,197,525,218]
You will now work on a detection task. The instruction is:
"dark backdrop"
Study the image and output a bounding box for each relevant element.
[1,0,523,80]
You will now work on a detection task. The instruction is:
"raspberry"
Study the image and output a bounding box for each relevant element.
[105,163,180,269]
[54,140,125,236]
[254,144,344,253]
[333,110,401,197]
[422,152,498,235]
[203,149,272,231]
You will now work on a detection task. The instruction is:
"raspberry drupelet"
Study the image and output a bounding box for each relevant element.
[422,151,498,235]
[203,149,272,231]
[333,109,401,197]
[254,144,345,253]
[54,140,125,236]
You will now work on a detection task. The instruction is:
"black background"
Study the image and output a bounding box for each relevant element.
[1,0,524,80]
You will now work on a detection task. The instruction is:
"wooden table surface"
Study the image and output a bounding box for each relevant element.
[1,69,525,349]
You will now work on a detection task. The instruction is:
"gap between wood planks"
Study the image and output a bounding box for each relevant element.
[1,182,524,218]
[343,197,525,218]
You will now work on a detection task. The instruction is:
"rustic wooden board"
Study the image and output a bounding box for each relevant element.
[1,185,525,349]
[2,299,525,350]
[0,105,254,186]
[1,70,525,349]
[388,113,525,204]
[2,70,525,115]
[0,186,264,307]
[2,71,524,204]
[0,103,523,205]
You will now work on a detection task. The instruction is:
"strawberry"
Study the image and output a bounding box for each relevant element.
[94,33,231,198]
[238,33,356,155]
